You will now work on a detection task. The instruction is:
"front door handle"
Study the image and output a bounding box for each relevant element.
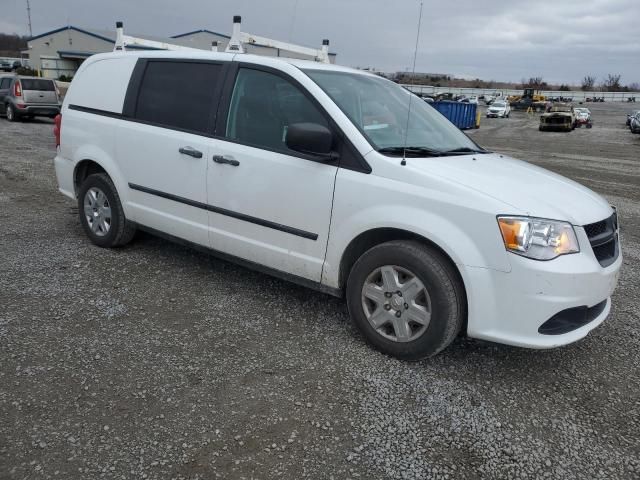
[212,155,240,166]
[179,146,203,158]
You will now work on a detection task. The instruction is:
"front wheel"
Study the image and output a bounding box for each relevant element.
[77,173,136,248]
[346,241,465,360]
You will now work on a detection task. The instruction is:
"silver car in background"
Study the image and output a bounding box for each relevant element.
[0,76,61,122]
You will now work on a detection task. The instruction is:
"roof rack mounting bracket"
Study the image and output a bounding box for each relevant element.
[224,15,330,63]
[114,21,202,52]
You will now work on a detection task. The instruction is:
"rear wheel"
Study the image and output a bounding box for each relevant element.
[346,241,465,360]
[6,104,16,122]
[77,173,136,248]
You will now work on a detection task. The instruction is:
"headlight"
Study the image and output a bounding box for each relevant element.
[497,216,580,260]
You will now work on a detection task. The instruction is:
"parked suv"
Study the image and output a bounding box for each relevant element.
[54,51,622,360]
[0,75,61,121]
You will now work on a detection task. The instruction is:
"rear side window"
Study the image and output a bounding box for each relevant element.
[20,79,55,91]
[0,78,11,89]
[135,61,222,134]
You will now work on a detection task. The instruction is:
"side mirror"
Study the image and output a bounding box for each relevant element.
[285,122,336,159]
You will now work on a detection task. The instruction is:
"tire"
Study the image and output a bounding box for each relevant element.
[539,125,544,131]
[346,240,465,360]
[77,173,136,248]
[6,104,16,122]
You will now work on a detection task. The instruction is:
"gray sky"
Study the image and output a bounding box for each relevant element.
[2,0,639,85]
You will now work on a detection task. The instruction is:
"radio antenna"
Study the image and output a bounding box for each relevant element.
[26,0,33,37]
[401,0,424,165]
[288,0,300,42]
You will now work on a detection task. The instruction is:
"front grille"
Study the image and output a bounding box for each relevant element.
[583,212,619,267]
[545,116,569,125]
[584,219,607,237]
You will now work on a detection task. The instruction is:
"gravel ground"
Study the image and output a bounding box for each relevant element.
[1,102,639,479]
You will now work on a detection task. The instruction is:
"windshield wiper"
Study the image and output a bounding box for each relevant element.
[439,147,489,155]
[377,146,443,157]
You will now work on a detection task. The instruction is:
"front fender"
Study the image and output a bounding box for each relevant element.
[322,169,513,289]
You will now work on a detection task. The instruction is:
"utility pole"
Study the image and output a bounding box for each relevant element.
[26,0,33,37]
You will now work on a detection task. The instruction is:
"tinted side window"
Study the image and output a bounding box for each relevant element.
[21,79,55,91]
[226,68,328,152]
[0,78,12,89]
[135,61,222,134]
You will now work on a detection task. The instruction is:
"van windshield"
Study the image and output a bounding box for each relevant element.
[20,79,55,91]
[304,69,482,156]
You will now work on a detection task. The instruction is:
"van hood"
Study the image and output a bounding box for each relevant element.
[405,153,612,225]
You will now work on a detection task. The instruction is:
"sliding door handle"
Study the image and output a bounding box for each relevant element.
[179,146,203,158]
[212,155,240,166]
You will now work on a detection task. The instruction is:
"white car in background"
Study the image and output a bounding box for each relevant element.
[486,100,511,118]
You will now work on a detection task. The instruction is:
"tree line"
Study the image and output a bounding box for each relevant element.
[519,75,639,92]
[0,33,29,58]
[580,74,639,92]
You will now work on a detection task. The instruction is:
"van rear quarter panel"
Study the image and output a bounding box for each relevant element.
[65,56,137,113]
[61,56,137,213]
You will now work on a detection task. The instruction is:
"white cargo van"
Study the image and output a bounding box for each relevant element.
[53,50,621,359]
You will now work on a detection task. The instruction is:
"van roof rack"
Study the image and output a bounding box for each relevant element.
[225,16,330,64]
[113,17,331,64]
[114,22,205,52]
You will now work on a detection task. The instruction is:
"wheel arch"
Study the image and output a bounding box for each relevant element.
[338,228,467,294]
[73,159,108,196]
[337,227,469,333]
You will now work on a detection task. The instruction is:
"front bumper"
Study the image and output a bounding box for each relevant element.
[463,227,622,349]
[540,123,571,130]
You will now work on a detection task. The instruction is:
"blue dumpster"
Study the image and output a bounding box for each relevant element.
[431,101,477,130]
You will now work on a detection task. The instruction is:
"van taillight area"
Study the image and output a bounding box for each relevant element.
[54,114,62,147]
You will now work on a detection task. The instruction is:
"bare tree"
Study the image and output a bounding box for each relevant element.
[603,74,622,92]
[581,75,596,91]
[521,76,547,88]
[628,82,640,92]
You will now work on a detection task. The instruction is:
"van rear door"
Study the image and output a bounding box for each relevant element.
[20,79,58,104]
